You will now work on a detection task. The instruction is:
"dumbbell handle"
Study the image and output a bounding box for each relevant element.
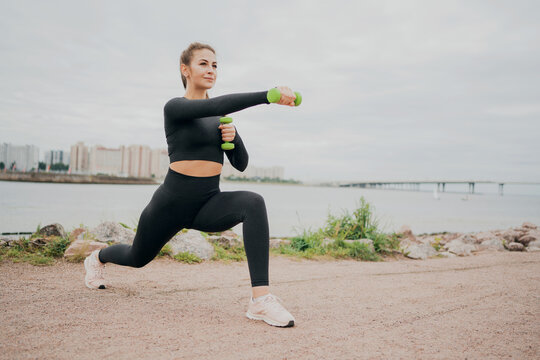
[267,88,302,106]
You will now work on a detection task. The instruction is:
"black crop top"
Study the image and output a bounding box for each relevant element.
[163,91,270,172]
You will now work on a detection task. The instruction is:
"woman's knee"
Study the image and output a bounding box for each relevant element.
[242,191,266,208]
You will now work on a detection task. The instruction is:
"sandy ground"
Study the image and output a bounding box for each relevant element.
[1,251,539,360]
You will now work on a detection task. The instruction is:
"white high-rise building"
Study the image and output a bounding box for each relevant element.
[0,142,39,171]
[70,141,89,174]
[89,145,123,175]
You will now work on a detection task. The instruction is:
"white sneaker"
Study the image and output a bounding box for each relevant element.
[246,293,295,327]
[84,249,106,289]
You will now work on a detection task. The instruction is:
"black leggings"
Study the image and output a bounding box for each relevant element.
[98,167,269,287]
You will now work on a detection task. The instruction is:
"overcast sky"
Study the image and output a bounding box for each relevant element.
[1,0,539,183]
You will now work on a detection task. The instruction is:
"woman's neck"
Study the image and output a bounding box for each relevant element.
[184,87,207,100]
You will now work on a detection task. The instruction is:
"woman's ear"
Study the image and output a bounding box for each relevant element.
[180,63,189,78]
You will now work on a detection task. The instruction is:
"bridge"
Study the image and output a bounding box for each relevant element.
[338,180,540,195]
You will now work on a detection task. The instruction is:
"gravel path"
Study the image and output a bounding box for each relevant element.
[1,251,539,359]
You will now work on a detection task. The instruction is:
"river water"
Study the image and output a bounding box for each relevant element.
[1,180,539,237]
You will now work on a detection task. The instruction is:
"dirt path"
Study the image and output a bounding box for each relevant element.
[1,251,539,359]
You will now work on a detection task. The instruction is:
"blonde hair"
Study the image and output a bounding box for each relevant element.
[180,42,216,98]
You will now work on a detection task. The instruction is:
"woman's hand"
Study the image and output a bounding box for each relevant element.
[276,86,296,107]
[218,123,236,142]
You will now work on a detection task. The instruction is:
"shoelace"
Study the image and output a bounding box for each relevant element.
[91,255,105,279]
[262,294,286,312]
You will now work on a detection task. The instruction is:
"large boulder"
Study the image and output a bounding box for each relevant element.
[38,223,67,239]
[402,243,437,260]
[478,238,505,251]
[90,221,136,245]
[444,239,477,256]
[168,229,214,260]
[506,242,525,251]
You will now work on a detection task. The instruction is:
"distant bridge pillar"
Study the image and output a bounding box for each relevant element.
[499,183,504,196]
[468,182,475,194]
[442,183,446,192]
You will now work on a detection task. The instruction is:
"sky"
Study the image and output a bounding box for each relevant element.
[1,0,539,183]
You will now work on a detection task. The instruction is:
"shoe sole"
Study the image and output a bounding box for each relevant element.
[84,256,106,290]
[245,311,295,327]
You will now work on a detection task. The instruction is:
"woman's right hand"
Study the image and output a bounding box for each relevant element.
[275,86,296,107]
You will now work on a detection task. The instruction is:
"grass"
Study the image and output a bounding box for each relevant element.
[1,196,406,266]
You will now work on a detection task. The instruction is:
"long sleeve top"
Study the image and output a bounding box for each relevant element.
[163,91,270,172]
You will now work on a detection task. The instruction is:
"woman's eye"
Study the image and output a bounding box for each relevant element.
[213,65,217,68]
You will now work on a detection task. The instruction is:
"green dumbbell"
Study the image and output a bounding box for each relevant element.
[267,88,302,106]
[220,116,235,150]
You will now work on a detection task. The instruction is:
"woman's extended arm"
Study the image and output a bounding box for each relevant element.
[225,127,249,172]
[165,91,270,123]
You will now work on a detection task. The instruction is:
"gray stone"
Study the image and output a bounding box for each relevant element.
[457,234,477,244]
[90,221,136,245]
[478,238,505,251]
[527,240,540,248]
[206,234,242,248]
[525,246,540,252]
[502,230,520,243]
[444,240,477,256]
[522,222,537,230]
[507,242,524,251]
[269,238,290,248]
[402,243,437,260]
[168,229,214,260]
[38,223,67,239]
[517,235,537,246]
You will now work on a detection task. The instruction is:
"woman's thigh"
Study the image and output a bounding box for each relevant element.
[189,190,265,232]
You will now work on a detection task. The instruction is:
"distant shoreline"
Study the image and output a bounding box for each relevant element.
[0,171,159,185]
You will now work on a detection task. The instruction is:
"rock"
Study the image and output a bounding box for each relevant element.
[69,228,86,242]
[522,222,537,230]
[438,251,457,258]
[478,238,505,251]
[30,237,51,247]
[456,234,478,244]
[38,223,67,239]
[398,225,416,241]
[502,230,520,243]
[474,231,499,243]
[398,225,413,237]
[206,234,242,249]
[63,240,107,259]
[402,243,437,260]
[269,238,290,248]
[168,229,214,260]
[90,221,135,245]
[526,246,540,252]
[444,240,477,256]
[344,238,375,252]
[221,230,238,238]
[517,235,537,246]
[527,240,540,248]
[442,233,461,244]
[507,242,524,251]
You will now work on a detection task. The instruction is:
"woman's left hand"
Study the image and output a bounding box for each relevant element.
[218,123,236,142]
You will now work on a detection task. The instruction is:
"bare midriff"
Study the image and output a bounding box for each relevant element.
[169,160,222,177]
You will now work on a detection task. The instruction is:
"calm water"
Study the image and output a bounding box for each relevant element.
[1,180,539,237]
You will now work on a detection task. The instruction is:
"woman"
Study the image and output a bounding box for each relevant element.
[84,42,298,328]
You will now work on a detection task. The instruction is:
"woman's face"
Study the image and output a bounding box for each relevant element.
[183,48,217,90]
